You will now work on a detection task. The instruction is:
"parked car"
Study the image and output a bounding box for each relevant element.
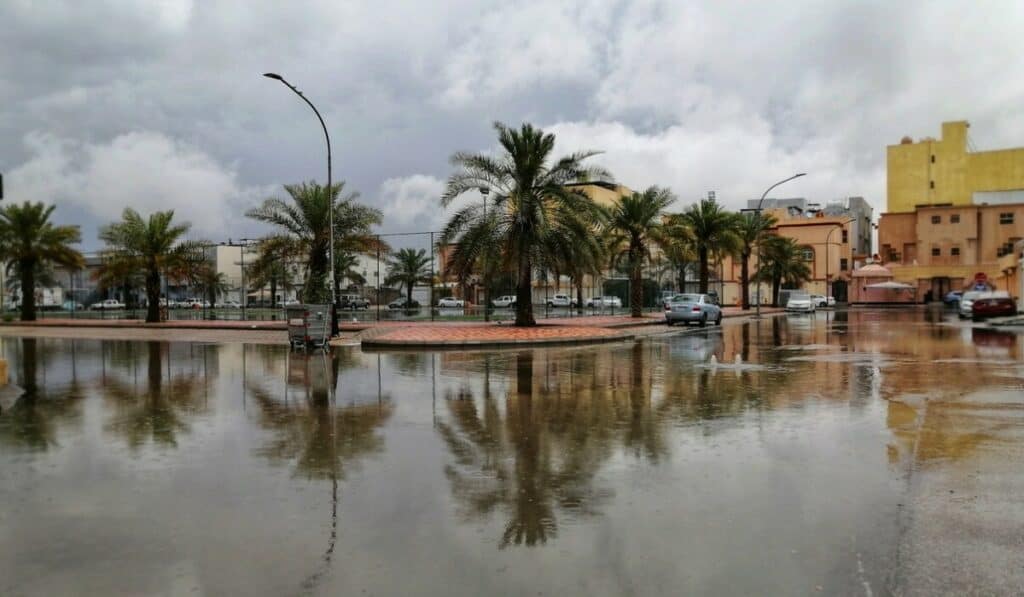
[665,293,723,327]
[217,300,242,309]
[958,290,985,319]
[339,294,370,310]
[546,294,577,308]
[811,294,831,308]
[282,299,301,307]
[61,300,85,311]
[492,295,517,308]
[785,292,816,313]
[437,297,465,308]
[586,296,623,308]
[969,292,1016,320]
[942,290,963,305]
[182,299,210,309]
[388,298,420,310]
[91,299,126,310]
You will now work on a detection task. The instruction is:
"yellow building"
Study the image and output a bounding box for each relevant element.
[880,120,1024,301]
[888,120,1024,213]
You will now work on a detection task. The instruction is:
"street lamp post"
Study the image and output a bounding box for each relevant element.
[754,173,807,318]
[263,72,337,334]
[480,187,490,322]
[824,219,856,304]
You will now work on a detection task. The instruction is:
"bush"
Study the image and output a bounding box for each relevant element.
[2,314,14,323]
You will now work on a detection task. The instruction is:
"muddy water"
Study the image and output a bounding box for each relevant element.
[0,309,1021,596]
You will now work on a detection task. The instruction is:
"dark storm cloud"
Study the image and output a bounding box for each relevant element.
[2,0,1023,248]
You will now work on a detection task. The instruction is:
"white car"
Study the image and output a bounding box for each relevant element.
[586,296,623,308]
[492,295,516,308]
[437,297,465,308]
[91,299,126,310]
[811,294,828,308]
[546,294,577,308]
[786,293,816,313]
[218,300,242,309]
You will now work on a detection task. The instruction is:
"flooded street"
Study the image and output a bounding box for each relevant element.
[1,309,1022,596]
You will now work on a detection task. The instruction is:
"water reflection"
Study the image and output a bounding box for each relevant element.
[102,341,207,449]
[0,338,85,451]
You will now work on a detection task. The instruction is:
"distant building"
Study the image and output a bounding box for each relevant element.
[879,120,1024,300]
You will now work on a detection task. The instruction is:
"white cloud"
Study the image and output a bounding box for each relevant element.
[7,131,269,238]
[376,174,448,232]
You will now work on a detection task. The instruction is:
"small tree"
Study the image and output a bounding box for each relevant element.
[385,248,432,306]
[735,212,777,310]
[677,198,740,293]
[605,187,674,317]
[0,202,84,321]
[756,236,812,306]
[99,209,200,323]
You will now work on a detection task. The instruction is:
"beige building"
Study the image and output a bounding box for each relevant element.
[879,120,1024,301]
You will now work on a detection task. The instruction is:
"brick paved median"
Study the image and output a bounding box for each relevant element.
[362,324,633,349]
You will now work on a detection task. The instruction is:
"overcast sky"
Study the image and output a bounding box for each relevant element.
[3,0,1023,250]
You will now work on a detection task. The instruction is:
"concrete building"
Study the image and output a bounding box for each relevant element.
[879,120,1024,300]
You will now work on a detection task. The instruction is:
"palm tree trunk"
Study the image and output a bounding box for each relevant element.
[740,248,750,310]
[771,276,782,308]
[19,260,36,321]
[630,245,643,318]
[406,282,413,306]
[145,265,161,323]
[270,278,278,308]
[698,246,709,294]
[515,256,535,326]
[575,277,583,314]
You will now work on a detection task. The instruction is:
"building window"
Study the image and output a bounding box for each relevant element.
[800,247,814,262]
[930,181,935,189]
[951,214,960,224]
[1000,212,1014,224]
[930,215,941,224]
[840,258,849,271]
[951,246,960,256]
[841,229,848,243]
[931,247,941,257]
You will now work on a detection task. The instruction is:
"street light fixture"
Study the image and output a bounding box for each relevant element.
[754,173,806,318]
[263,72,337,334]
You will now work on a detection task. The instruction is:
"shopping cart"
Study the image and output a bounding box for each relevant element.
[286,304,331,351]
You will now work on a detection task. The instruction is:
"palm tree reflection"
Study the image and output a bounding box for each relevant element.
[439,347,671,548]
[0,338,85,451]
[102,341,205,449]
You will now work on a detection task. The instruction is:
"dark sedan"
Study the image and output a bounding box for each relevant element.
[970,295,1017,320]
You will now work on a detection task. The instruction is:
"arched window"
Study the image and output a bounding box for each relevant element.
[800,246,815,262]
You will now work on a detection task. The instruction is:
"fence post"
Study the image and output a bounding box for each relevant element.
[430,231,435,322]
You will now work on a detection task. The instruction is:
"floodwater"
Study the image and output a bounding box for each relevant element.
[1,309,1022,596]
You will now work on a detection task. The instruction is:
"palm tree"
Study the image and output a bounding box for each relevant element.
[735,212,777,309]
[246,181,381,305]
[98,208,198,323]
[441,122,610,326]
[385,248,431,306]
[605,187,674,317]
[196,265,230,310]
[676,198,740,294]
[756,235,812,306]
[660,218,696,292]
[0,202,84,321]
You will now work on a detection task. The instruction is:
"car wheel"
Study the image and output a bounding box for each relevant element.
[699,314,707,327]
[715,314,723,325]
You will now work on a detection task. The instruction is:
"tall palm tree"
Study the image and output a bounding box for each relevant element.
[98,208,198,323]
[735,211,777,309]
[441,122,610,326]
[604,187,674,317]
[385,248,432,306]
[0,202,84,321]
[677,198,740,293]
[246,181,381,305]
[756,235,812,306]
[660,218,696,292]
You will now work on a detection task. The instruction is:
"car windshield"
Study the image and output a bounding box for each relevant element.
[962,291,983,301]
[673,294,701,303]
[790,293,810,301]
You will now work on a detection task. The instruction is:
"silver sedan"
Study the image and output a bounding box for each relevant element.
[665,293,723,326]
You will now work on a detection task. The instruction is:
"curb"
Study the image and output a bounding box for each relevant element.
[361,331,635,351]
